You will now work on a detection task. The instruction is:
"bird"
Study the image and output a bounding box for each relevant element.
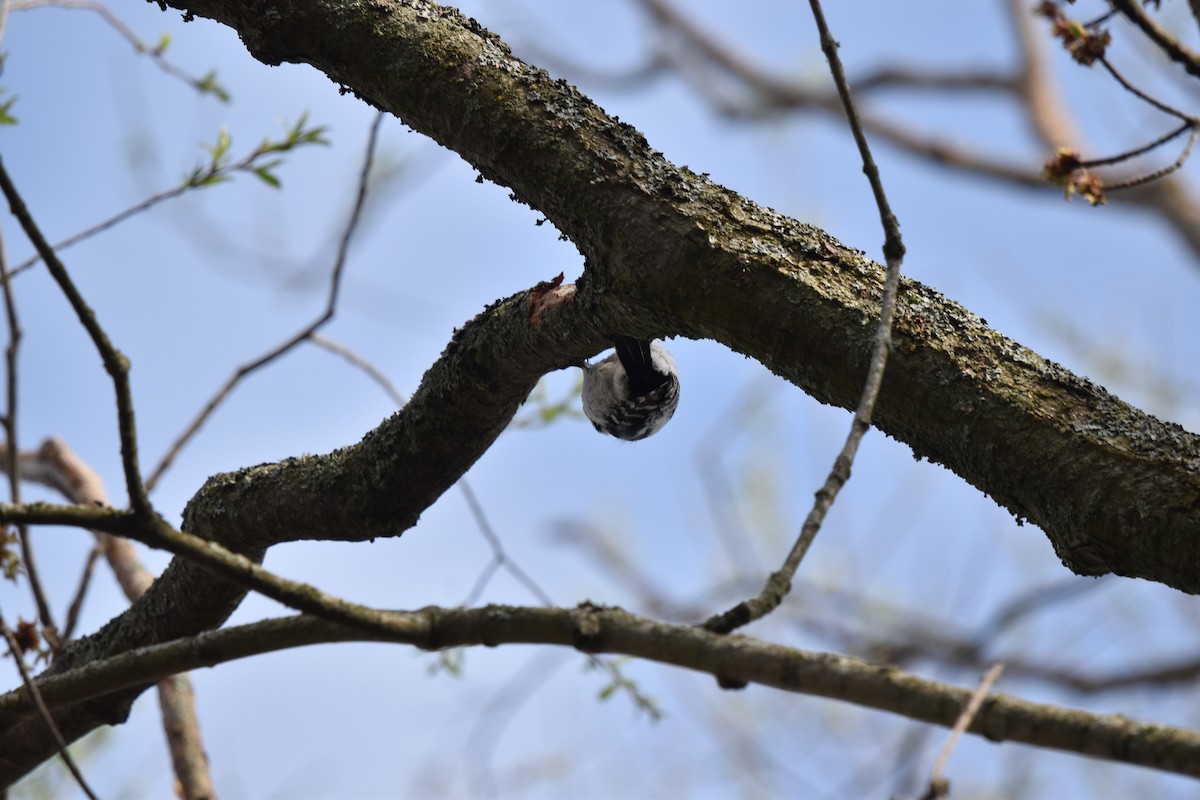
[580,335,680,440]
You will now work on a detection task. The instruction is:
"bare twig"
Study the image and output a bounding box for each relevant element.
[0,224,57,648]
[0,614,97,800]
[1035,9,1200,203]
[0,235,108,800]
[0,158,152,517]
[458,479,553,607]
[12,124,324,277]
[0,499,418,639]
[704,0,906,634]
[921,663,1005,799]
[9,0,229,98]
[12,437,215,799]
[309,333,404,405]
[1078,120,1194,169]
[1110,0,1200,79]
[1096,55,1196,123]
[1106,127,1200,190]
[147,112,383,491]
[60,542,103,643]
[571,530,1189,697]
[633,0,1200,261]
[309,334,555,608]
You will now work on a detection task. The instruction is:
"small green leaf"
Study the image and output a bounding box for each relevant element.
[189,170,229,188]
[154,33,172,54]
[252,166,281,188]
[202,127,232,166]
[427,647,465,677]
[0,96,17,126]
[286,113,330,148]
[195,70,231,103]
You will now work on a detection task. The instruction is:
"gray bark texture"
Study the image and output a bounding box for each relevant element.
[2,0,1198,783]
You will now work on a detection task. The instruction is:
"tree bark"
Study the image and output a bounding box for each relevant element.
[158,0,1200,592]
[3,0,1199,782]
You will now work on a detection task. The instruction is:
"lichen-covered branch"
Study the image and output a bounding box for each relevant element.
[156,0,1199,590]
[0,278,603,782]
[5,0,1200,781]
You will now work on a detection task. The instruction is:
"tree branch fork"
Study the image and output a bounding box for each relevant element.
[4,0,1199,783]
[143,0,1200,596]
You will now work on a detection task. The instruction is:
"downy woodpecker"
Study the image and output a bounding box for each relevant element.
[581,335,679,440]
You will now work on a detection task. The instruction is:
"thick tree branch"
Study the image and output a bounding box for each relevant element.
[0,279,602,781]
[636,0,1200,262]
[154,0,1198,589]
[6,0,1200,780]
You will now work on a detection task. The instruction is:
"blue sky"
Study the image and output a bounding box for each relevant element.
[3,1,1200,797]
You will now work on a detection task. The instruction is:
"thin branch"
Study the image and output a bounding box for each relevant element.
[1,438,215,799]
[567,534,1166,696]
[0,499,421,637]
[3,608,1200,779]
[460,558,502,608]
[12,184,211,278]
[59,542,103,643]
[309,333,404,405]
[146,112,384,491]
[10,129,324,277]
[146,326,314,491]
[1078,120,1194,169]
[310,333,555,608]
[1110,0,1200,79]
[572,518,1200,697]
[923,663,1005,799]
[9,0,229,99]
[638,0,1200,261]
[0,614,97,800]
[457,479,553,607]
[0,158,151,517]
[0,224,57,647]
[705,0,906,634]
[1106,126,1200,190]
[11,0,1200,777]
[1097,55,1197,123]
[856,111,1048,185]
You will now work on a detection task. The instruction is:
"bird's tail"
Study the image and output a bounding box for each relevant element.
[612,335,667,397]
